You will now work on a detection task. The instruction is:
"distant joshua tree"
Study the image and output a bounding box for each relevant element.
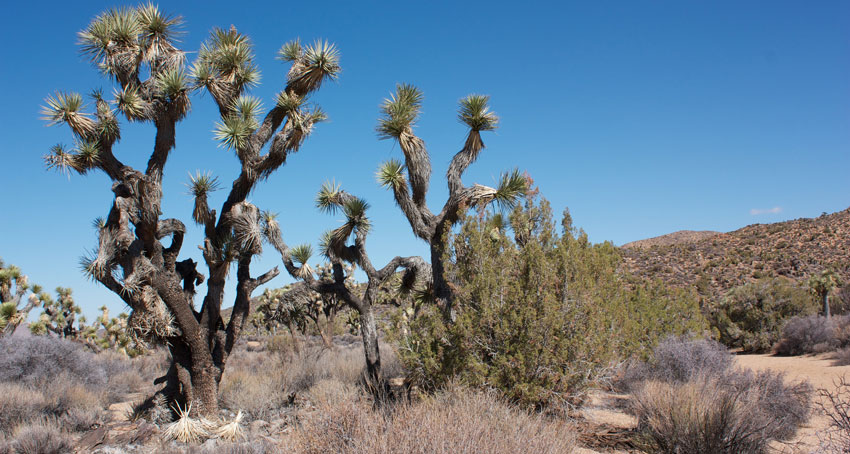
[809,270,843,319]
[42,5,339,416]
[0,259,47,337]
[375,85,527,320]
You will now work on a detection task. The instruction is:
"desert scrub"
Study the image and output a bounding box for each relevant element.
[219,340,402,420]
[618,335,732,392]
[0,422,73,454]
[774,314,850,356]
[0,336,142,433]
[399,195,706,409]
[626,337,811,453]
[287,385,575,454]
[711,277,818,352]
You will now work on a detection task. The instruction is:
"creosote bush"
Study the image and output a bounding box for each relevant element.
[399,195,706,409]
[711,277,818,352]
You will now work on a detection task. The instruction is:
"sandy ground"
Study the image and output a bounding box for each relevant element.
[736,352,850,454]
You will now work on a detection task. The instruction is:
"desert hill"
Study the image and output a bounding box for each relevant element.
[622,208,850,300]
[621,230,721,250]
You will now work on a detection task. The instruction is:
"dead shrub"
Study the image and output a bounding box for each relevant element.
[816,375,850,453]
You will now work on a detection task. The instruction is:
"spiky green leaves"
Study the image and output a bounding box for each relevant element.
[458,95,498,131]
[290,244,314,279]
[78,5,183,82]
[213,95,263,152]
[285,40,340,95]
[136,3,182,41]
[277,39,302,62]
[377,84,423,139]
[155,68,189,99]
[327,197,372,256]
[43,142,101,176]
[376,159,406,190]
[187,171,221,197]
[493,168,527,210]
[42,92,96,137]
[316,180,343,214]
[115,85,151,120]
[232,96,263,130]
[214,115,252,151]
[187,171,219,226]
[275,91,304,115]
[193,27,260,102]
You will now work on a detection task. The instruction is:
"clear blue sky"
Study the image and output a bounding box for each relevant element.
[1,0,848,318]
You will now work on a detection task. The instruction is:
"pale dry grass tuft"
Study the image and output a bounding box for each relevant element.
[214,411,245,441]
[163,404,210,443]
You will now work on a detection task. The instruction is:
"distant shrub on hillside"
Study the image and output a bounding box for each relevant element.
[711,277,818,352]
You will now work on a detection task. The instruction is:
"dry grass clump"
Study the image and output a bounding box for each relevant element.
[0,377,104,433]
[220,340,402,420]
[214,411,245,441]
[0,422,73,454]
[286,385,575,454]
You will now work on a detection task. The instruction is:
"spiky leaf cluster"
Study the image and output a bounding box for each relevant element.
[192,27,260,105]
[377,84,423,139]
[285,40,341,95]
[376,159,406,190]
[458,95,499,131]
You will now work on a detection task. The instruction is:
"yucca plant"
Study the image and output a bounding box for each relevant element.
[375,85,529,320]
[43,4,340,417]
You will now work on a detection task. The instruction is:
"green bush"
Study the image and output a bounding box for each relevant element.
[711,277,818,352]
[397,196,706,409]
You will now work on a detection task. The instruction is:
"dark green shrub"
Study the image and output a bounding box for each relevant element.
[398,196,706,409]
[711,277,817,352]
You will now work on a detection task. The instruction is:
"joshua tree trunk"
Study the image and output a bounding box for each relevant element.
[375,86,527,322]
[824,293,831,319]
[358,302,382,386]
[43,7,340,417]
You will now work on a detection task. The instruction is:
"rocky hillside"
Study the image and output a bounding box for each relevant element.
[622,230,721,249]
[622,208,850,301]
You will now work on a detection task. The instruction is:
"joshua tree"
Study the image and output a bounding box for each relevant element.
[34,287,81,338]
[256,263,353,349]
[375,85,527,320]
[0,259,47,337]
[42,5,339,416]
[809,270,843,319]
[264,182,430,386]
